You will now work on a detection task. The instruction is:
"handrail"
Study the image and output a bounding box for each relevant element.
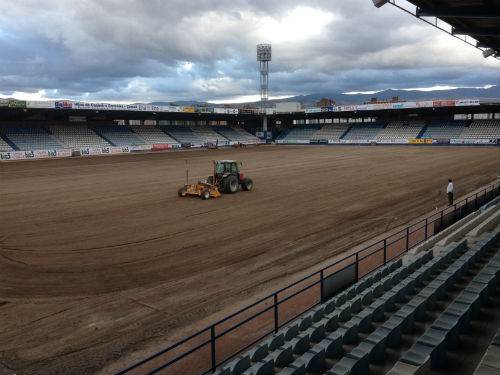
[115,181,500,375]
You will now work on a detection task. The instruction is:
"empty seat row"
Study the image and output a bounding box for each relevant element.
[0,135,13,151]
[161,125,205,145]
[341,123,384,141]
[129,126,180,146]
[49,125,111,148]
[214,249,432,375]
[191,126,229,144]
[460,120,500,139]
[375,122,425,141]
[2,126,63,150]
[214,230,499,375]
[93,126,145,146]
[277,127,321,142]
[310,125,350,141]
[421,121,465,139]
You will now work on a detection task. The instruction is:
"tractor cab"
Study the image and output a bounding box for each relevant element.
[215,160,239,175]
[209,160,253,193]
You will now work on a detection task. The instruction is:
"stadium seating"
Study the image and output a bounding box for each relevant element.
[341,123,384,140]
[2,126,63,150]
[130,126,181,146]
[190,126,230,144]
[0,135,13,151]
[161,125,206,145]
[213,228,500,375]
[459,120,500,139]
[232,127,262,144]
[213,126,261,144]
[49,125,111,148]
[276,126,321,142]
[375,121,426,141]
[420,121,465,139]
[310,124,351,141]
[93,125,146,146]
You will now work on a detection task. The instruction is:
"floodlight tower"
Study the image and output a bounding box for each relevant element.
[257,44,271,132]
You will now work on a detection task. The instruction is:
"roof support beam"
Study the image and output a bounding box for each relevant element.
[477,41,500,50]
[452,27,500,37]
[417,7,500,19]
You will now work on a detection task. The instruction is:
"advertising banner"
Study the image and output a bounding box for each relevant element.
[55,101,73,109]
[27,100,56,109]
[56,149,72,157]
[433,100,455,108]
[450,139,497,145]
[0,99,8,107]
[409,139,433,144]
[182,106,195,113]
[152,144,172,151]
[305,107,322,114]
[129,145,152,152]
[455,99,480,107]
[8,99,27,108]
[35,150,50,159]
[0,152,12,160]
[377,139,409,144]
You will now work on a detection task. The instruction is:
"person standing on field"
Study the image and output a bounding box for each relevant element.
[447,179,454,206]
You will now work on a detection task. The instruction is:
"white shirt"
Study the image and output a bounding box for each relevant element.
[447,182,454,194]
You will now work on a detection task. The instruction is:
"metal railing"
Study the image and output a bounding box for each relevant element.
[116,181,500,375]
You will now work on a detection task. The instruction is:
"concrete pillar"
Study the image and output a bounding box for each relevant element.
[263,115,268,132]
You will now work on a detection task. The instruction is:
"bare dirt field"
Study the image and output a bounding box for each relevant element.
[0,145,499,375]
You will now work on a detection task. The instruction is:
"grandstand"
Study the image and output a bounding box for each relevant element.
[310,124,351,141]
[213,126,262,143]
[231,127,262,143]
[375,121,425,142]
[191,126,229,144]
[1,125,63,151]
[130,126,181,146]
[420,121,466,139]
[276,126,321,142]
[0,119,498,155]
[213,232,500,375]
[160,125,206,145]
[49,125,111,148]
[341,123,385,141]
[461,120,500,139]
[93,125,146,147]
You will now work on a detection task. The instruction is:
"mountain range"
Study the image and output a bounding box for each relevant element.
[154,84,500,107]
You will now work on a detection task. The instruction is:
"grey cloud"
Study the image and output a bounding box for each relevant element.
[0,0,497,102]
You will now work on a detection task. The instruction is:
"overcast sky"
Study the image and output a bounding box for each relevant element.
[0,0,498,103]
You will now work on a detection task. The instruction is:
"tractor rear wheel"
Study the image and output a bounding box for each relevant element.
[178,188,187,197]
[241,178,253,191]
[223,175,239,194]
[201,189,210,200]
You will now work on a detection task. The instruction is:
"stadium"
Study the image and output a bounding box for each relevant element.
[0,1,500,375]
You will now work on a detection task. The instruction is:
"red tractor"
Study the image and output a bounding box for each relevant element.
[207,160,253,194]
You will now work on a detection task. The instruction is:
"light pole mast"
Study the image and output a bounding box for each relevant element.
[257,44,271,133]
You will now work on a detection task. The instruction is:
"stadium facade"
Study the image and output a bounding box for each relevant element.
[0,98,499,161]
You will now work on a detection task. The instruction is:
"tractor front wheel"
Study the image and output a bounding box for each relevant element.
[223,175,239,194]
[201,189,211,200]
[241,178,253,191]
[178,188,187,197]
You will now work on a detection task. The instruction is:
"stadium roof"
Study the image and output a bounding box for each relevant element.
[376,0,500,60]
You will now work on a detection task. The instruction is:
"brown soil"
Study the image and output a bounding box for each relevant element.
[0,145,498,375]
